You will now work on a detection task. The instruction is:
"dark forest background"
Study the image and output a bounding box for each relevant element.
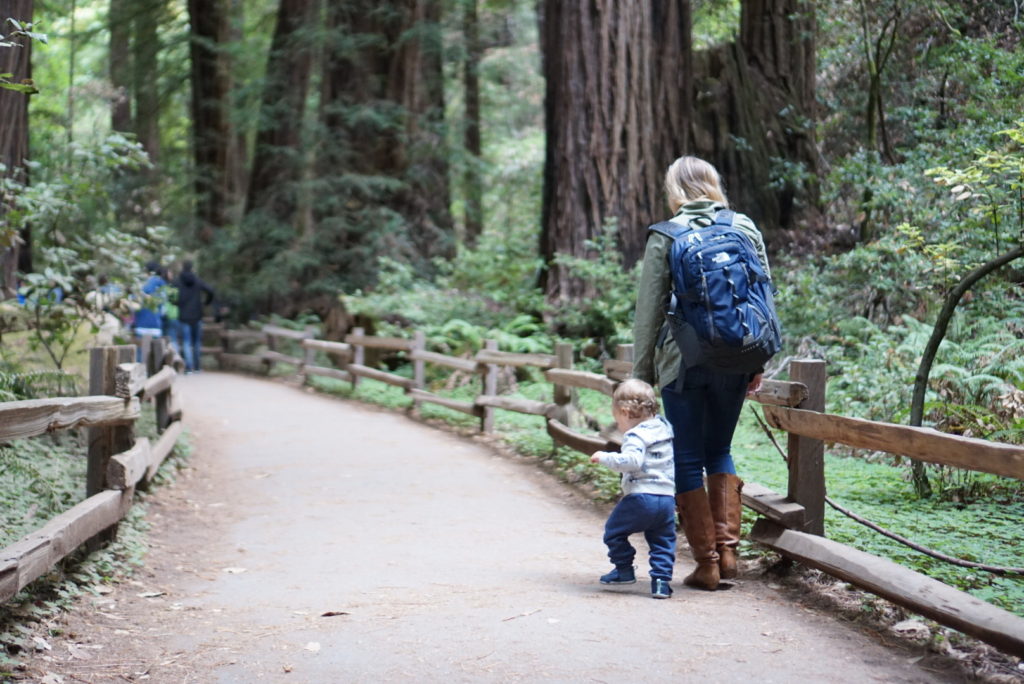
[1,0,1023,465]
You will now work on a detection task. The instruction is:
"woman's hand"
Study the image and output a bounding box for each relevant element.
[746,373,763,397]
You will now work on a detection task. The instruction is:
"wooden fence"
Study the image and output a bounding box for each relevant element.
[209,320,1024,657]
[0,339,186,604]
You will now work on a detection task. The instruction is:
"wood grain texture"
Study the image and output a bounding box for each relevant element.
[750,519,1024,657]
[0,397,140,442]
[114,362,148,398]
[0,490,126,603]
[408,389,481,417]
[763,405,1024,480]
[475,395,555,417]
[544,368,617,396]
[475,349,556,369]
[106,439,153,489]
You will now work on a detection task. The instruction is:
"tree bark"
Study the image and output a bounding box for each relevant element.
[319,0,453,277]
[0,0,33,298]
[462,0,483,248]
[109,0,132,133]
[187,0,239,242]
[539,1,689,303]
[690,0,820,239]
[133,0,165,164]
[245,0,319,220]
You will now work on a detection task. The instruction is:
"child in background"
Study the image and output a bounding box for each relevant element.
[590,379,677,599]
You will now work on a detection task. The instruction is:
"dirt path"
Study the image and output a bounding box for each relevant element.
[18,372,968,683]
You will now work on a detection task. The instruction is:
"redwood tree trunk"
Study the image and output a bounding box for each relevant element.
[245,0,318,220]
[109,0,132,134]
[187,0,239,242]
[319,0,453,275]
[690,0,819,239]
[0,0,33,298]
[539,1,690,303]
[462,0,483,248]
[133,0,165,164]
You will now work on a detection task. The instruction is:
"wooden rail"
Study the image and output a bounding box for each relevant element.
[1,341,186,605]
[213,321,1024,657]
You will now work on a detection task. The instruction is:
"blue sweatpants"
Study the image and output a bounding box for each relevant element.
[603,493,676,580]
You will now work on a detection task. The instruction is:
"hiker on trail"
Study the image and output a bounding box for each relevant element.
[162,266,181,356]
[589,378,677,599]
[631,156,773,591]
[132,261,168,356]
[175,260,215,373]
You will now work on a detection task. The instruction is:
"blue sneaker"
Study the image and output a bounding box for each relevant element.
[651,578,672,599]
[599,566,636,585]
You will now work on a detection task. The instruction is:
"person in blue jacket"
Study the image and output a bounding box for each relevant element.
[132,261,167,352]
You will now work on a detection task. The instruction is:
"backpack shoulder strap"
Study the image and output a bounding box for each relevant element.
[712,209,736,227]
[648,221,687,239]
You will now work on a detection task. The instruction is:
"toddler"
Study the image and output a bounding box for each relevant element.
[590,378,676,599]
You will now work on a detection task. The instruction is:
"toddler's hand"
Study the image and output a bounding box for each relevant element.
[590,451,608,464]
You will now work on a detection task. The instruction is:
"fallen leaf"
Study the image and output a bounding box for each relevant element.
[137,591,165,598]
[283,665,294,673]
[320,611,350,617]
[67,643,92,660]
[95,585,114,595]
[33,636,52,651]
[40,674,63,684]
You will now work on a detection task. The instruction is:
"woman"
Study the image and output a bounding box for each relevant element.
[631,156,771,590]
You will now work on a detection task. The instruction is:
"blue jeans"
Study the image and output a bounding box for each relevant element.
[603,493,676,580]
[165,318,181,355]
[180,320,203,371]
[662,366,749,493]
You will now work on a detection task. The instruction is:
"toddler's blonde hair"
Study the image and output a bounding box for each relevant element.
[613,379,659,420]
[664,155,728,214]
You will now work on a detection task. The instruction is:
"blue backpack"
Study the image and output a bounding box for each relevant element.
[649,209,782,383]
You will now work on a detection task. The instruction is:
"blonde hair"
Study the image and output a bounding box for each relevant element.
[613,379,659,420]
[664,156,728,214]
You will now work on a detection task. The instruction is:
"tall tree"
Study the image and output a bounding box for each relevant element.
[187,0,242,242]
[318,0,453,278]
[245,0,319,222]
[462,0,483,247]
[133,0,166,163]
[108,0,132,134]
[0,2,34,298]
[690,0,819,237]
[539,1,689,303]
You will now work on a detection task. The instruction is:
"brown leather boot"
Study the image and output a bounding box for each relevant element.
[708,473,744,579]
[675,488,720,590]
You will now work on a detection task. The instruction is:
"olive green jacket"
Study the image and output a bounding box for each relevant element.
[631,200,771,389]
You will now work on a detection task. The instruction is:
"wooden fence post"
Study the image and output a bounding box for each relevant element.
[218,325,229,369]
[300,327,317,386]
[616,344,634,365]
[351,327,365,389]
[787,359,827,536]
[87,345,137,496]
[138,334,152,368]
[150,338,170,432]
[263,328,276,375]
[86,345,136,546]
[481,339,497,433]
[552,342,574,425]
[411,330,426,415]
